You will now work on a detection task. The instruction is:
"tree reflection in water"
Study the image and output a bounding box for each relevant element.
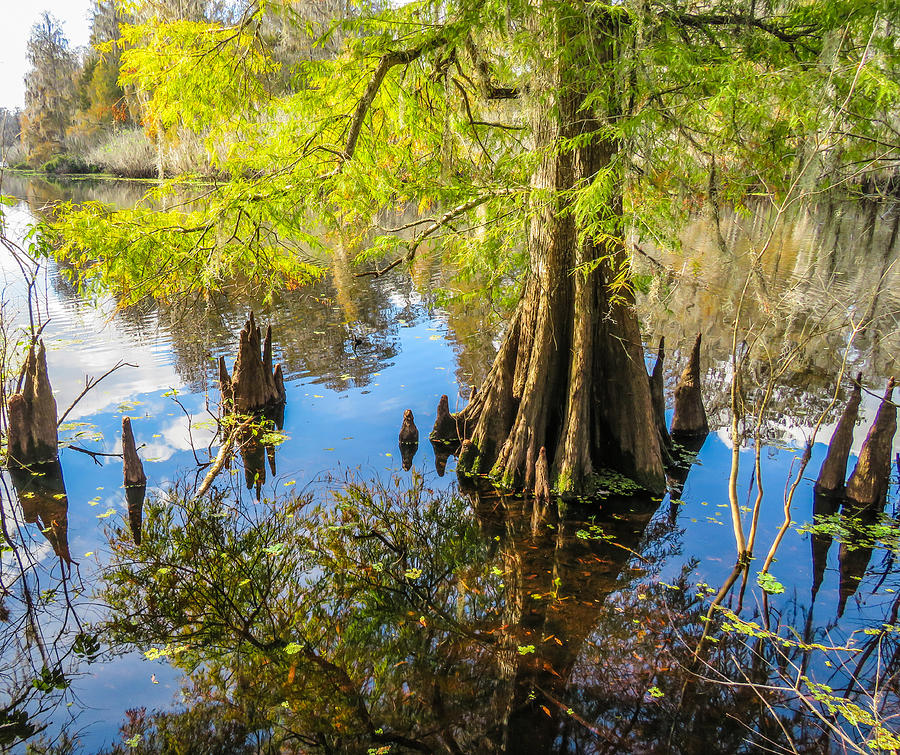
[93,466,900,754]
[1,461,98,750]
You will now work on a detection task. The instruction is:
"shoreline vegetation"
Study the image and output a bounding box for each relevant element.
[2,126,226,180]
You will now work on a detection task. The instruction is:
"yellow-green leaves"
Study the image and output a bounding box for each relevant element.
[118,16,276,147]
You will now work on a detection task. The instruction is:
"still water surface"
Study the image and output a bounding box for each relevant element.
[1,174,899,753]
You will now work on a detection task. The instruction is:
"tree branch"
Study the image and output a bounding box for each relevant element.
[669,12,820,48]
[465,34,520,100]
[57,361,137,428]
[356,192,510,278]
[343,35,449,162]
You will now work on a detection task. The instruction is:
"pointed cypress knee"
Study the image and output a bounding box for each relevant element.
[670,333,708,441]
[648,337,673,462]
[399,409,419,445]
[430,395,460,444]
[534,446,551,503]
[845,378,897,509]
[263,325,278,399]
[122,417,146,488]
[7,341,59,464]
[815,373,862,496]
[399,409,419,471]
[218,356,234,410]
[228,312,286,413]
[273,364,286,404]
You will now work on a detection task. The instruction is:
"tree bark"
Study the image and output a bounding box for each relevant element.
[7,341,59,464]
[815,373,862,495]
[845,378,897,509]
[456,8,664,496]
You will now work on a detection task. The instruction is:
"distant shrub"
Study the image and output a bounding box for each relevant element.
[41,155,101,175]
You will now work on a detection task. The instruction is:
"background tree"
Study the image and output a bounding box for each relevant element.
[0,108,22,159]
[21,13,78,165]
[71,0,133,134]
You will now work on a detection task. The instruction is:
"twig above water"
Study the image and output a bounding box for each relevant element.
[57,361,137,428]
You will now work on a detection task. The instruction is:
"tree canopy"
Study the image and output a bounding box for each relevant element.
[45,0,900,495]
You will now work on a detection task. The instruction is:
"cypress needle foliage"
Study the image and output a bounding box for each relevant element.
[47,0,900,302]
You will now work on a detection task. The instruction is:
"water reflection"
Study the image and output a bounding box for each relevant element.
[1,177,899,751]
[92,468,898,753]
[10,460,72,564]
[639,200,900,446]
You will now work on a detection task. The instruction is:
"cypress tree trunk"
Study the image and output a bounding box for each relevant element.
[457,9,664,496]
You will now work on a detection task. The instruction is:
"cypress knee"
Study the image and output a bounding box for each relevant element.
[399,409,419,445]
[122,417,146,488]
[534,446,551,503]
[273,364,286,403]
[218,356,234,409]
[845,378,897,509]
[229,312,286,413]
[648,337,672,461]
[7,341,59,464]
[399,409,419,471]
[815,373,862,495]
[430,395,460,444]
[670,334,708,441]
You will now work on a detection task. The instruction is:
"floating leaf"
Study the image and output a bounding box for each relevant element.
[757,571,785,595]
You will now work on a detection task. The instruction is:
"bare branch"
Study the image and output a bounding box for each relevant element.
[57,361,137,428]
[356,191,510,278]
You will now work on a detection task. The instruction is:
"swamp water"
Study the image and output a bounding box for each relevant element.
[0,174,899,753]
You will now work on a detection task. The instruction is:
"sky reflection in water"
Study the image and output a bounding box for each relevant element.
[1,175,899,752]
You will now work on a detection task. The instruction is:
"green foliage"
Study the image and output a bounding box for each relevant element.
[798,512,900,554]
[44,0,900,311]
[31,666,70,694]
[45,191,325,304]
[116,17,276,143]
[100,474,504,748]
[40,156,101,175]
[590,468,643,497]
[756,571,785,595]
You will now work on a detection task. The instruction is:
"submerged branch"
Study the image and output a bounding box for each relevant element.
[194,419,252,499]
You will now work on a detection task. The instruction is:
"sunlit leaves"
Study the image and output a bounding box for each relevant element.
[756,571,785,595]
[117,16,276,144]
